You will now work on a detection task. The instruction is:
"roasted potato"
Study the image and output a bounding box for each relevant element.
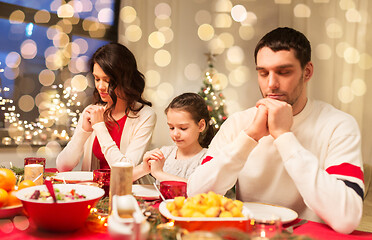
[166,191,244,218]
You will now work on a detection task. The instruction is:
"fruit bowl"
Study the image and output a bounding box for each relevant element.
[16,184,104,232]
[0,204,23,218]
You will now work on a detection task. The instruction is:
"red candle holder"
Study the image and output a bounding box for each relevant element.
[93,169,111,198]
[24,157,46,171]
[160,181,187,199]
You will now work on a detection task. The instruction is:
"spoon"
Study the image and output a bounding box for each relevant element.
[33,173,43,183]
[153,182,166,201]
[45,177,57,203]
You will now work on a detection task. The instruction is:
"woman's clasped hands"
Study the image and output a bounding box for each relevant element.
[82,105,106,132]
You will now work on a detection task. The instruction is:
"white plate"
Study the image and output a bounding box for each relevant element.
[54,171,93,183]
[243,202,298,224]
[132,184,159,200]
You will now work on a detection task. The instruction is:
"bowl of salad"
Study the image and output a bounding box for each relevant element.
[16,183,104,232]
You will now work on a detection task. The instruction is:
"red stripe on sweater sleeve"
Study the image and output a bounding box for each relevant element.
[326,163,364,182]
[201,156,213,165]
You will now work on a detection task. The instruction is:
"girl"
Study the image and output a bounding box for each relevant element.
[133,92,215,182]
[56,43,156,172]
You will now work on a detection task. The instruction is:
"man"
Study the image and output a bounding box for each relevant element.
[188,27,364,234]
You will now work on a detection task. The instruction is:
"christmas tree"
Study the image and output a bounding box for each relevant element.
[198,53,227,131]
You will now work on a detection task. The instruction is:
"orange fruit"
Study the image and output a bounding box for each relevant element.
[18,180,36,190]
[0,168,16,192]
[6,190,21,207]
[0,188,9,208]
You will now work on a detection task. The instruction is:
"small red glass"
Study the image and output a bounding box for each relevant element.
[160,181,187,199]
[93,169,111,198]
[24,157,46,171]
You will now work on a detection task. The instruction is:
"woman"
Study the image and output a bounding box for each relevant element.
[56,43,156,172]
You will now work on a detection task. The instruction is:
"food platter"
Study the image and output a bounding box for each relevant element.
[243,202,298,224]
[159,200,251,232]
[132,184,159,200]
[0,204,23,218]
[54,171,93,183]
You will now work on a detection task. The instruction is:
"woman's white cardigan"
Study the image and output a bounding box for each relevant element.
[56,103,156,172]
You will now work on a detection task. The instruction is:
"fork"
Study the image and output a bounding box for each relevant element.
[284,219,308,233]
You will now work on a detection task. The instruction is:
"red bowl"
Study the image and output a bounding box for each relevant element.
[16,184,104,232]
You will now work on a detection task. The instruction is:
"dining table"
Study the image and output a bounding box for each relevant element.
[1,169,372,240]
[2,200,372,240]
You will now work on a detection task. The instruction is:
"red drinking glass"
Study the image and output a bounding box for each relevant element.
[160,181,187,199]
[93,169,111,198]
[24,157,46,171]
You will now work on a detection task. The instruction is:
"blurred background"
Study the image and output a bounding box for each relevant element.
[0,0,371,169]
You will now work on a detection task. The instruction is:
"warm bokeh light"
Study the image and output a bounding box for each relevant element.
[98,8,114,23]
[229,66,249,87]
[75,56,89,72]
[20,39,37,59]
[71,75,88,92]
[57,19,73,34]
[154,17,172,29]
[336,42,350,58]
[159,27,174,44]
[156,82,174,100]
[125,25,142,42]
[208,37,225,55]
[294,4,311,18]
[345,9,362,22]
[39,69,56,86]
[218,32,234,49]
[148,31,165,49]
[214,13,232,28]
[338,86,354,103]
[315,44,332,60]
[9,10,25,24]
[120,6,137,23]
[16,143,33,157]
[325,18,343,39]
[184,63,202,81]
[231,5,247,22]
[145,70,161,88]
[53,32,70,48]
[227,46,244,64]
[351,79,367,96]
[213,73,228,90]
[241,12,257,26]
[57,4,74,18]
[46,25,62,40]
[344,47,360,64]
[239,25,255,40]
[155,2,171,17]
[6,52,21,68]
[4,67,19,80]
[18,95,35,112]
[154,50,171,67]
[198,24,215,41]
[88,22,106,38]
[73,38,88,54]
[34,10,51,23]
